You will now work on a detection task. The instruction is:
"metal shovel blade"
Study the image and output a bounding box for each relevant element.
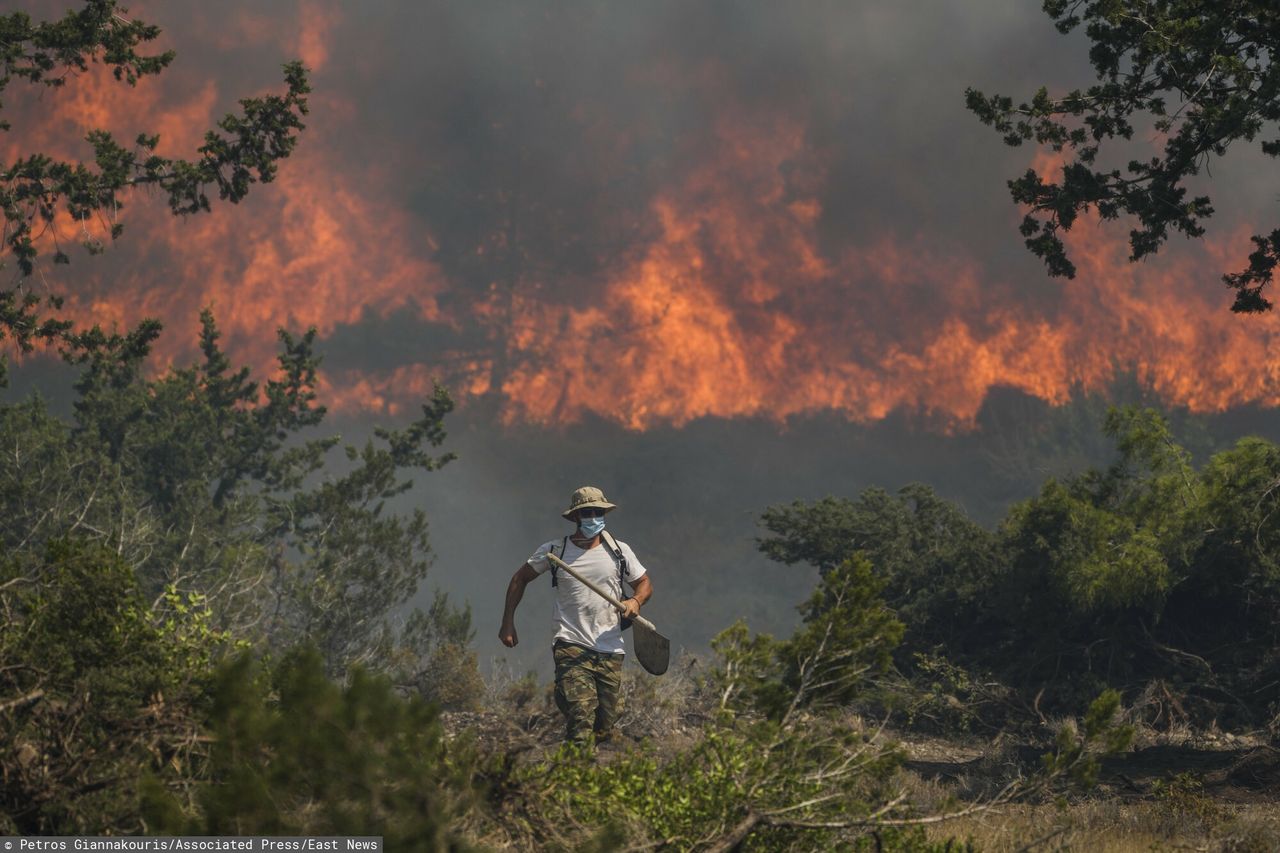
[631,617,670,676]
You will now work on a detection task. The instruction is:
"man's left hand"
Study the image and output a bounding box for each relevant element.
[620,597,641,620]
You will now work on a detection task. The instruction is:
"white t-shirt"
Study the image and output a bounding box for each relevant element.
[527,535,648,654]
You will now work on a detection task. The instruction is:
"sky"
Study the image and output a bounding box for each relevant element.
[9,1,1280,673]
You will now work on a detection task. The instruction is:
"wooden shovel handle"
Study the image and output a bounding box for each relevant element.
[545,550,657,633]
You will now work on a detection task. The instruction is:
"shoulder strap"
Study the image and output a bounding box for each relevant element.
[600,530,628,580]
[601,530,633,631]
[550,536,568,587]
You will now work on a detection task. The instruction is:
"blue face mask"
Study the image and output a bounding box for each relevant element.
[578,515,606,538]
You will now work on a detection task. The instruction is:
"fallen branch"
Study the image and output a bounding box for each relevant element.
[0,688,44,713]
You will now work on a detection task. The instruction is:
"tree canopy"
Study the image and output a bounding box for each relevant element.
[0,0,309,356]
[0,3,484,832]
[966,1,1280,311]
[758,406,1280,729]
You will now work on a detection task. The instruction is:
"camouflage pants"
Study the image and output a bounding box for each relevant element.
[553,640,623,745]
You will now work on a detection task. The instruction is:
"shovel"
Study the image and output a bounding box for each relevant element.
[545,551,670,676]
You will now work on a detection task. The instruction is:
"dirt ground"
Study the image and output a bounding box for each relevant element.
[905,736,1280,802]
[903,733,1280,851]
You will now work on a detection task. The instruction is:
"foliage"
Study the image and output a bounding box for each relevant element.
[510,722,933,852]
[0,1,310,281]
[996,407,1280,717]
[0,1,487,838]
[966,1,1280,311]
[495,614,1126,851]
[1002,479,1170,621]
[0,271,478,838]
[1039,689,1134,789]
[897,653,1018,735]
[779,556,905,717]
[760,407,1280,727]
[759,485,999,657]
[497,613,973,853]
[1151,771,1226,836]
[0,538,216,834]
[142,648,480,849]
[710,556,903,722]
[391,591,486,712]
[0,0,309,395]
[0,311,467,684]
[707,620,785,718]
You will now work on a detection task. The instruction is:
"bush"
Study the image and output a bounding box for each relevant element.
[143,648,481,849]
[758,407,1280,729]
[0,539,216,833]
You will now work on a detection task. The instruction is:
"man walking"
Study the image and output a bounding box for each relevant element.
[499,486,653,746]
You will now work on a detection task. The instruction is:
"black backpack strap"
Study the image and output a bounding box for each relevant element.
[600,530,628,581]
[550,536,568,587]
[600,531,633,631]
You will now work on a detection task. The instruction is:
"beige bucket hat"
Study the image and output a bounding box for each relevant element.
[561,485,618,519]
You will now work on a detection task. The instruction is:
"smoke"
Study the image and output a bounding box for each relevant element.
[13,1,1276,424]
[8,1,1280,667]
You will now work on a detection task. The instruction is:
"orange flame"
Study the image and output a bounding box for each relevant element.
[10,11,447,386]
[9,29,1280,430]
[482,118,1280,429]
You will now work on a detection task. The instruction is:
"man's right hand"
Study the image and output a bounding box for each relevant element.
[499,623,518,647]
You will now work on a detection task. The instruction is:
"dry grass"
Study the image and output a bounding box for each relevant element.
[920,799,1280,852]
[892,717,1280,852]
[897,744,1280,853]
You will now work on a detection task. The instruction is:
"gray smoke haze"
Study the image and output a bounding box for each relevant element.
[403,384,1272,677]
[11,2,1280,673]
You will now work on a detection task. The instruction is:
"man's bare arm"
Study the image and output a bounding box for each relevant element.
[499,563,540,647]
[620,574,652,620]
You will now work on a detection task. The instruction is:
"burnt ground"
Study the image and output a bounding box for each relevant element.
[905,738,1280,804]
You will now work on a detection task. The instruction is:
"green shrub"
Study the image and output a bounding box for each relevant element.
[143,648,480,849]
[758,407,1280,728]
[1151,772,1226,837]
[0,539,217,833]
[710,555,903,721]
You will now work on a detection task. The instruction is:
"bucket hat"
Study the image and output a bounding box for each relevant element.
[562,485,617,519]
